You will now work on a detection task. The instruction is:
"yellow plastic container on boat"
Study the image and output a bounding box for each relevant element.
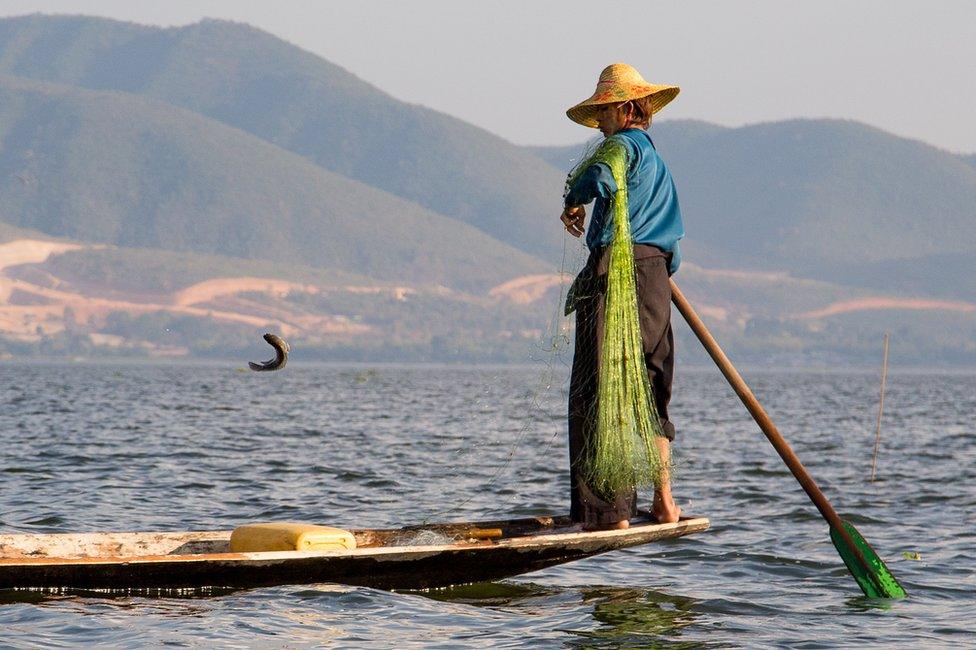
[229,522,357,552]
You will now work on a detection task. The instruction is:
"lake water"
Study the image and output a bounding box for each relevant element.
[1,361,973,647]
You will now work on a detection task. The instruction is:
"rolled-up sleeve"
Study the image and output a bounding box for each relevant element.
[564,163,617,207]
[668,240,681,275]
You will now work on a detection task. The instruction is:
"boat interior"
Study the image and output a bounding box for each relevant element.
[0,514,676,560]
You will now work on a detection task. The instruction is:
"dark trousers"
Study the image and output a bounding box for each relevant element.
[568,244,676,526]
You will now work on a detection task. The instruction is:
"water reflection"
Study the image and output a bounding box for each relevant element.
[0,585,240,606]
[842,594,895,612]
[413,580,556,608]
[420,581,705,647]
[567,587,705,648]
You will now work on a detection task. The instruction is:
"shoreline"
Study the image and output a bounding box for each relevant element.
[2,356,974,374]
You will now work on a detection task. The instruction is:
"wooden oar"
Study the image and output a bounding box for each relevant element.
[669,279,906,598]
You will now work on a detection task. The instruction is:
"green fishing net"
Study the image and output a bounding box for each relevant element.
[568,138,668,498]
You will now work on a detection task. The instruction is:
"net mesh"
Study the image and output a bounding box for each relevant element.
[389,529,456,547]
[568,138,667,498]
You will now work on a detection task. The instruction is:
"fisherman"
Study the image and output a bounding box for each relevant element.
[560,63,684,530]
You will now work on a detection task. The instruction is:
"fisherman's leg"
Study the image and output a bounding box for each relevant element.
[570,259,636,529]
[651,436,681,523]
[648,323,680,523]
[578,483,636,530]
[635,251,681,523]
[568,289,598,523]
[570,297,636,527]
[651,442,681,524]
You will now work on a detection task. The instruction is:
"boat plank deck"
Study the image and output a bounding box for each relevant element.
[0,515,709,592]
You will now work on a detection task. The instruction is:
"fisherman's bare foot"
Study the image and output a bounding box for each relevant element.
[650,437,681,523]
[651,492,682,524]
[583,519,630,531]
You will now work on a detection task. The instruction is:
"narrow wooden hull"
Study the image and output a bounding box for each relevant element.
[0,514,709,592]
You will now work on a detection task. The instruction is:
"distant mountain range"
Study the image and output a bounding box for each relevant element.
[0,74,547,292]
[0,14,973,364]
[0,14,565,262]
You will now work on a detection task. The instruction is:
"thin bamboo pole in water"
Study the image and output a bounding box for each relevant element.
[870,333,890,482]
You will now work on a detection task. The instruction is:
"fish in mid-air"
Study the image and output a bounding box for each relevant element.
[249,333,290,371]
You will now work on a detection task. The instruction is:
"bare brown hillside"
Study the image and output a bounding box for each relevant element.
[2,240,974,363]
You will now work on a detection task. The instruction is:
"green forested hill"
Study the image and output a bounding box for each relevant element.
[0,75,549,292]
[0,220,59,243]
[806,251,976,302]
[39,246,377,293]
[0,14,566,261]
[664,119,976,269]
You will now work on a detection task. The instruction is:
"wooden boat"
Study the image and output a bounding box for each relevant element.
[0,512,708,593]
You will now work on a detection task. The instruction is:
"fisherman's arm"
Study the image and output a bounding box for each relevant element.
[560,163,617,238]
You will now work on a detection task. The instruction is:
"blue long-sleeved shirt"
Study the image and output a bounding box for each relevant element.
[564,128,684,274]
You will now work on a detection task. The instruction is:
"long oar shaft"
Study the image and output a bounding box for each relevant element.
[669,280,869,570]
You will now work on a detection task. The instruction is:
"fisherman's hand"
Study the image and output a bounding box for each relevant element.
[561,205,586,238]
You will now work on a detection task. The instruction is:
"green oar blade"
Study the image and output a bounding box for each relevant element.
[830,520,907,598]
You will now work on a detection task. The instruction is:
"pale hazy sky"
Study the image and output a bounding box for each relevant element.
[1,0,974,152]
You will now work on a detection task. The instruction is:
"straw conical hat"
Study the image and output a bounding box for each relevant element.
[566,63,680,128]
